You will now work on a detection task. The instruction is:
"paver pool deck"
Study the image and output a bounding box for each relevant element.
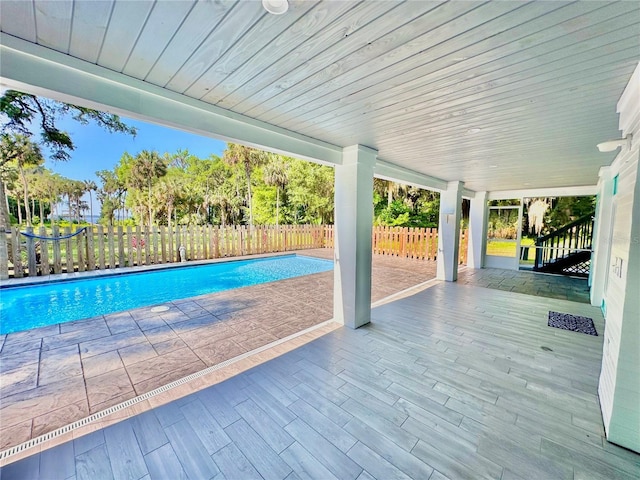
[0,249,439,450]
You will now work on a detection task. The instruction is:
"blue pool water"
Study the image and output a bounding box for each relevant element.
[0,255,332,335]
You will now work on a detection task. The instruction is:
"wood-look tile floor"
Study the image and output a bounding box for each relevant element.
[3,282,639,479]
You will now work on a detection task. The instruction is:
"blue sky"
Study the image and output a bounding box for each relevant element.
[44,115,227,215]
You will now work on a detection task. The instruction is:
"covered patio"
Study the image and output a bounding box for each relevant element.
[1,0,639,476]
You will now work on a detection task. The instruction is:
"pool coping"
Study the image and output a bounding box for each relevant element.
[0,250,329,289]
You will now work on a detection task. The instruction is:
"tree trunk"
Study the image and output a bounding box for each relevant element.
[39,199,44,223]
[245,163,253,228]
[89,191,93,224]
[16,196,23,224]
[276,187,280,228]
[18,166,32,227]
[0,179,11,230]
[148,181,153,228]
[50,200,56,225]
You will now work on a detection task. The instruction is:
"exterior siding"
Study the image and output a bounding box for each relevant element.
[597,62,640,453]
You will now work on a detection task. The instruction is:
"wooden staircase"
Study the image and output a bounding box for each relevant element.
[533,213,595,277]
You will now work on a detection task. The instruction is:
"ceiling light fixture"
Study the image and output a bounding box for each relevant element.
[597,134,632,152]
[262,0,289,15]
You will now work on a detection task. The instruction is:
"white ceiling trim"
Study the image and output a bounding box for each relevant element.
[488,186,597,200]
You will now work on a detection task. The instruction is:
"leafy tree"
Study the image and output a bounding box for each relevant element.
[372,179,439,228]
[154,176,183,231]
[0,138,19,227]
[0,133,45,226]
[263,157,289,226]
[286,160,334,224]
[83,180,97,223]
[129,150,168,227]
[222,144,268,227]
[0,90,136,161]
[96,169,122,225]
[41,170,64,223]
[544,196,595,231]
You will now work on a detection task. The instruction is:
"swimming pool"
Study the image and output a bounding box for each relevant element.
[0,255,333,335]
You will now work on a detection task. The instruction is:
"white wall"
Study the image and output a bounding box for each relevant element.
[597,62,640,453]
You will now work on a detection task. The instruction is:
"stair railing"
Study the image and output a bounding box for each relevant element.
[533,213,595,271]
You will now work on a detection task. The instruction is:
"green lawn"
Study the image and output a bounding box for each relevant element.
[486,237,535,258]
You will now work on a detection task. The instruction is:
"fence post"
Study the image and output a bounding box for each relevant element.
[39,226,50,275]
[107,226,116,268]
[25,226,37,276]
[193,225,200,260]
[76,227,85,272]
[0,227,8,280]
[152,226,159,264]
[52,225,62,274]
[167,225,174,263]
[126,226,134,267]
[11,227,23,278]
[173,225,180,262]
[160,226,167,263]
[144,226,151,265]
[135,226,142,266]
[201,225,208,259]
[97,225,105,269]
[64,226,74,273]
[185,225,192,260]
[118,226,125,267]
[212,226,219,258]
[86,226,95,271]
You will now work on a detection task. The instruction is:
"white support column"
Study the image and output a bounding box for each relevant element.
[437,181,464,281]
[333,145,376,329]
[590,167,614,307]
[467,191,488,269]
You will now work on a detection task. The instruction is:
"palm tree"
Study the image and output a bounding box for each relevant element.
[130,150,167,227]
[263,158,289,227]
[222,144,267,228]
[83,179,97,224]
[27,168,48,223]
[154,177,182,231]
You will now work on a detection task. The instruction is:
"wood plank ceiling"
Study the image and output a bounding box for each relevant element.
[1,0,638,192]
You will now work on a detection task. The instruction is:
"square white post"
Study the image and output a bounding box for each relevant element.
[437,181,463,281]
[467,191,488,269]
[333,145,376,329]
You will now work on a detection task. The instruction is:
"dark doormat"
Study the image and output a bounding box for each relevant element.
[548,311,597,336]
